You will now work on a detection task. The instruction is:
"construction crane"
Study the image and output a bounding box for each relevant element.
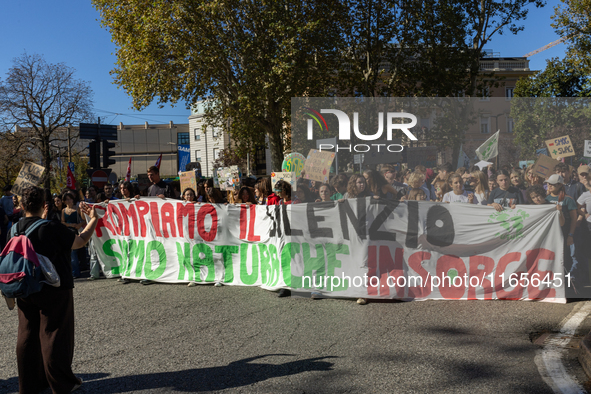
[523,36,568,57]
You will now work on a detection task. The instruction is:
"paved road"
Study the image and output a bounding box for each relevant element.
[1,278,590,393]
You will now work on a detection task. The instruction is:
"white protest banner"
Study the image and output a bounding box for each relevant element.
[475,130,500,161]
[12,161,45,196]
[303,149,335,183]
[271,172,297,191]
[584,140,591,158]
[545,135,575,159]
[91,198,565,302]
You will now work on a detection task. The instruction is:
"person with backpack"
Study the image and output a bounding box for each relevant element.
[7,186,98,393]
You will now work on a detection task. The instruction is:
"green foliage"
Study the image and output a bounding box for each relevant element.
[94,0,544,169]
[0,54,94,189]
[552,0,591,74]
[511,57,591,159]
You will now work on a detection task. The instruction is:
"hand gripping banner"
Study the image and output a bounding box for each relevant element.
[90,198,565,302]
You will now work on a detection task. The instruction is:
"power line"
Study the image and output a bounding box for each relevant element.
[93,108,190,117]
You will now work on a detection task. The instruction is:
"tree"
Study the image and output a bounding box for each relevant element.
[552,0,591,74]
[511,57,591,159]
[93,0,342,171]
[0,128,35,187]
[0,54,94,189]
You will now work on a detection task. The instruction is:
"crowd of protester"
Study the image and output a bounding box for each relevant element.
[3,161,591,298]
[3,160,591,393]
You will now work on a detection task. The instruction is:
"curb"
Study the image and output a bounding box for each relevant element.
[579,330,591,378]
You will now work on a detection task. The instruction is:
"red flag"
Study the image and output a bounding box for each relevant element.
[155,153,162,169]
[125,157,132,181]
[66,165,76,189]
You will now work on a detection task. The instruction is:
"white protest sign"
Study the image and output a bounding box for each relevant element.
[584,140,591,158]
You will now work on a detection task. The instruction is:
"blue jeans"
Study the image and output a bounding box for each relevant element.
[71,250,80,278]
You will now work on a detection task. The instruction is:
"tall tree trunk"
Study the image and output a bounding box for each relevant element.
[42,143,51,190]
[267,128,284,173]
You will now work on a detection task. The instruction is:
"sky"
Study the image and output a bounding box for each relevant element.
[0,0,568,127]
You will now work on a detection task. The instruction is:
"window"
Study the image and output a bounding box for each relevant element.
[177,132,189,145]
[194,128,201,141]
[195,150,201,162]
[479,87,490,101]
[212,127,220,138]
[506,118,514,133]
[213,148,220,160]
[506,87,514,100]
[480,116,490,134]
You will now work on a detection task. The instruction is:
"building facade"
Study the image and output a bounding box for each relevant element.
[189,101,230,177]
[109,122,190,179]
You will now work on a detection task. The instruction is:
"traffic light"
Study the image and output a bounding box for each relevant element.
[88,141,100,169]
[102,139,116,168]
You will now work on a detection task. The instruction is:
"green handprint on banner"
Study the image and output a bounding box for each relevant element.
[487,209,529,240]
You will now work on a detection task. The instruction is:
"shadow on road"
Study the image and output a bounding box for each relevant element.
[3,355,336,393]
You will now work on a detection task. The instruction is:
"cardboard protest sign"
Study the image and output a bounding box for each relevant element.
[584,140,591,158]
[179,170,199,194]
[12,161,45,196]
[271,172,297,191]
[532,154,560,179]
[216,166,241,190]
[281,153,306,177]
[303,149,335,183]
[545,135,575,159]
[91,198,565,302]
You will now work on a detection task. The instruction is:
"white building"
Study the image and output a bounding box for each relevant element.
[189,101,230,177]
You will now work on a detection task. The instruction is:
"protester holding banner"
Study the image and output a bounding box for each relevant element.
[380,164,408,198]
[204,179,225,204]
[181,188,197,203]
[443,174,477,204]
[343,174,372,200]
[273,180,292,204]
[470,170,489,205]
[238,186,257,204]
[527,184,565,226]
[363,170,398,200]
[510,169,528,203]
[254,181,266,205]
[317,183,333,202]
[432,179,450,202]
[14,186,98,394]
[147,166,173,199]
[545,174,580,288]
[329,174,349,200]
[487,170,524,211]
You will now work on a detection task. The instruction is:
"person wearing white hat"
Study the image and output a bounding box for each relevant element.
[545,173,580,292]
